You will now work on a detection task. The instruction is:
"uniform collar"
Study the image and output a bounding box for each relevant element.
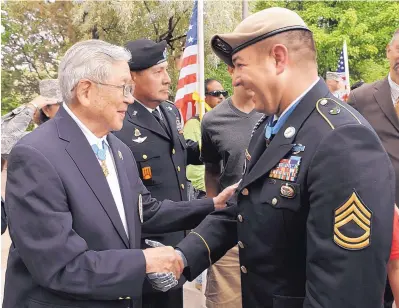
[135,99,163,119]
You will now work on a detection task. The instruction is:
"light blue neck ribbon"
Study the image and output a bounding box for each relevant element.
[264,100,301,139]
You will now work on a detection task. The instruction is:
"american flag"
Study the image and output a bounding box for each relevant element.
[174,1,198,123]
[336,41,350,101]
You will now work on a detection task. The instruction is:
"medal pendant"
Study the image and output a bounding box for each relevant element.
[101,161,109,177]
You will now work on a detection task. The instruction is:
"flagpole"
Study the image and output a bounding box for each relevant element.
[343,40,350,89]
[197,0,205,120]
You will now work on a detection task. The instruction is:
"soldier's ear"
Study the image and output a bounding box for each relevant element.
[130,71,137,82]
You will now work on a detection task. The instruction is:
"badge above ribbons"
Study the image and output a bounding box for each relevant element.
[333,191,372,250]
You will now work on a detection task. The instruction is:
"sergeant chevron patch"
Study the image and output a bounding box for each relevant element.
[333,191,372,250]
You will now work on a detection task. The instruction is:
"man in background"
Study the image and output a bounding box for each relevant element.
[200,67,262,308]
[348,28,399,308]
[326,71,343,98]
[184,78,227,200]
[204,78,228,109]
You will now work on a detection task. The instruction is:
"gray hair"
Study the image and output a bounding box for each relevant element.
[389,29,399,45]
[58,39,131,104]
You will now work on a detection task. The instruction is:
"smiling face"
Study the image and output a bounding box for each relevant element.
[232,42,286,115]
[74,60,134,133]
[93,61,134,132]
[131,61,171,104]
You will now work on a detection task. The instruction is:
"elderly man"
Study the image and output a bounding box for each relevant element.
[348,28,399,308]
[171,8,394,308]
[3,39,235,308]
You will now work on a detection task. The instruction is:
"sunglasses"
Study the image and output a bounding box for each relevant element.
[205,90,228,97]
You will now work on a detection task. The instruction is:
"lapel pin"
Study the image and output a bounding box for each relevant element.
[245,149,251,161]
[132,136,147,143]
[133,110,138,116]
[118,150,123,160]
[134,128,141,137]
[320,99,328,106]
[284,127,296,139]
[292,144,305,154]
[329,106,341,115]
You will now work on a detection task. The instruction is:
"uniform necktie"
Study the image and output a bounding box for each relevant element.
[152,109,170,137]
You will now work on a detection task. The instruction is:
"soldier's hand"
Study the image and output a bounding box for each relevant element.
[213,181,240,210]
[28,95,58,110]
[142,246,184,279]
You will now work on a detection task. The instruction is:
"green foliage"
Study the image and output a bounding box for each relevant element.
[1,1,79,113]
[3,0,397,116]
[254,0,398,83]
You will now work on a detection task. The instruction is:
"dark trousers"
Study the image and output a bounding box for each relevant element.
[142,288,183,308]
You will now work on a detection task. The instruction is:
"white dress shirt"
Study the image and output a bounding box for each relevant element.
[63,104,129,237]
[388,73,399,106]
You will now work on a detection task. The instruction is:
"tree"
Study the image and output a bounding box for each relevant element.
[254,1,399,83]
[71,0,242,95]
[1,1,79,114]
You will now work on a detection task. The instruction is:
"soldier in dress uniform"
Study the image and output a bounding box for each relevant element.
[113,39,202,308]
[172,7,395,308]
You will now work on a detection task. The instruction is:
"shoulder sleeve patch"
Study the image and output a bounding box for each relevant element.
[333,191,372,250]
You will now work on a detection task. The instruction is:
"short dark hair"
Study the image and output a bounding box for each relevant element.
[204,79,219,92]
[39,110,50,125]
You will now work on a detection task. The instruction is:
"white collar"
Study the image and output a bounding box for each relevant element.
[135,100,162,117]
[274,77,320,121]
[63,103,108,147]
[388,73,399,102]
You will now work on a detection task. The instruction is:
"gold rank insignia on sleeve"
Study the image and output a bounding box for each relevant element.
[333,191,372,250]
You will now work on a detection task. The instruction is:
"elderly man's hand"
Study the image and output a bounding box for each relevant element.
[212,181,240,210]
[144,239,186,292]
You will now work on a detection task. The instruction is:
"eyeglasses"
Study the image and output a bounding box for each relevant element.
[205,90,228,97]
[92,81,135,98]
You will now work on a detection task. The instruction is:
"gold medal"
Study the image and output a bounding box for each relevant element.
[100,160,109,177]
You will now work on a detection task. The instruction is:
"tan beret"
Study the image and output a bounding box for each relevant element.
[39,79,62,102]
[211,7,310,66]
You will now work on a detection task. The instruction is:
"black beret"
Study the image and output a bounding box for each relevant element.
[125,39,168,71]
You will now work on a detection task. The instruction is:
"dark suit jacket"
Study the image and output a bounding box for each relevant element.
[177,79,394,308]
[113,101,201,247]
[348,77,399,204]
[3,107,214,308]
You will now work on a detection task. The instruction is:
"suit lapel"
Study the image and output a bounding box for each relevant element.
[56,107,130,248]
[107,135,138,248]
[127,101,170,140]
[242,79,329,188]
[160,104,182,147]
[374,78,399,133]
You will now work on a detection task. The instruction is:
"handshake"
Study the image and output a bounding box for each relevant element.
[142,182,240,292]
[143,239,186,292]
